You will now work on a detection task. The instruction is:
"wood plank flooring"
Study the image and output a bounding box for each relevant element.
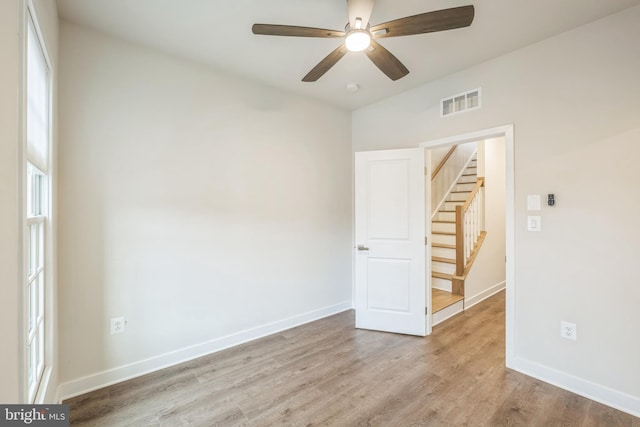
[65,292,639,426]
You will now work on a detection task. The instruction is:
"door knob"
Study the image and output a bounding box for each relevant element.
[357,244,370,251]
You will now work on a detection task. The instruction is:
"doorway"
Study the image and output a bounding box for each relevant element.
[420,125,515,360]
[354,125,514,358]
[428,137,507,325]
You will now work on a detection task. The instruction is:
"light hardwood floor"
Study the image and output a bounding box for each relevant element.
[65,292,639,426]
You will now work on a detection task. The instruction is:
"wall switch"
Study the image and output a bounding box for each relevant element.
[561,321,577,340]
[527,216,541,231]
[110,317,126,335]
[527,195,541,211]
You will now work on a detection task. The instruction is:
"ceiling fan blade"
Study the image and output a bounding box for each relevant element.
[348,0,375,29]
[370,5,474,38]
[252,24,344,38]
[302,44,349,82]
[364,40,409,81]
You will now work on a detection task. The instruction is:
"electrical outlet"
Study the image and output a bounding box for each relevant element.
[560,321,577,340]
[110,317,126,335]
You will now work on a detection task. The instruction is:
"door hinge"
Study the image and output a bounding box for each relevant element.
[425,236,428,245]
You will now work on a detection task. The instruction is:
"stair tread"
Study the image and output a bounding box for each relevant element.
[432,231,456,236]
[432,220,455,223]
[432,243,456,249]
[432,256,456,264]
[439,210,455,213]
[462,173,476,176]
[451,190,471,193]
[432,289,464,313]
[432,272,453,280]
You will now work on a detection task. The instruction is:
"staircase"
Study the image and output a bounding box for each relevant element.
[431,155,478,320]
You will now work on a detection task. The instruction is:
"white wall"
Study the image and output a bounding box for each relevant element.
[464,137,506,306]
[57,22,352,394]
[353,5,640,414]
[0,0,58,404]
[0,0,22,404]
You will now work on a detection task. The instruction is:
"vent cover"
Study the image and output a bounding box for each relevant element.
[441,88,481,117]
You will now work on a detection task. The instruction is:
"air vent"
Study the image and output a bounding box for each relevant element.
[441,88,481,117]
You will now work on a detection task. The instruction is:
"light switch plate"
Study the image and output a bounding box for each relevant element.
[527,216,541,231]
[527,195,541,211]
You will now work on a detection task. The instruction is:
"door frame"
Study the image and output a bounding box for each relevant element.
[419,124,515,367]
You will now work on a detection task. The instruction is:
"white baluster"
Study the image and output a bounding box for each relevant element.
[471,197,476,245]
[472,197,477,253]
[480,187,485,232]
[466,207,472,260]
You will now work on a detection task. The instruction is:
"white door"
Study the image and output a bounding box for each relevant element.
[355,148,430,336]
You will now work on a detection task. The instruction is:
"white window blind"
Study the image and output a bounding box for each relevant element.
[27,20,49,173]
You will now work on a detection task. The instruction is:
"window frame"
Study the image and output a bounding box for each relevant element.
[23,3,53,404]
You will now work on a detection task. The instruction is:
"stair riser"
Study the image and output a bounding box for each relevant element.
[432,222,455,233]
[432,233,456,245]
[432,246,456,258]
[432,277,452,292]
[445,201,464,210]
[433,300,464,325]
[437,211,456,221]
[455,183,475,192]
[448,193,468,202]
[432,261,456,275]
[458,176,476,184]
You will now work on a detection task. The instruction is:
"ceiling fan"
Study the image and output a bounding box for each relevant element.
[252,0,475,82]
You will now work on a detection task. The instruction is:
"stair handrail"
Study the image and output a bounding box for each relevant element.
[431,145,458,180]
[455,177,485,277]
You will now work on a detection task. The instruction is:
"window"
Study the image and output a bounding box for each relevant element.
[25,10,51,403]
[26,164,46,401]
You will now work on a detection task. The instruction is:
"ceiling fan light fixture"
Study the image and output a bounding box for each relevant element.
[253,4,475,81]
[345,30,371,52]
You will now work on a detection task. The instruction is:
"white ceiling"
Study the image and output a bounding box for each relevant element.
[56,0,640,110]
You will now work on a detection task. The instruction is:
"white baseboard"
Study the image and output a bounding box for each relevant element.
[433,300,464,326]
[510,356,640,418]
[464,281,505,309]
[57,300,352,402]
